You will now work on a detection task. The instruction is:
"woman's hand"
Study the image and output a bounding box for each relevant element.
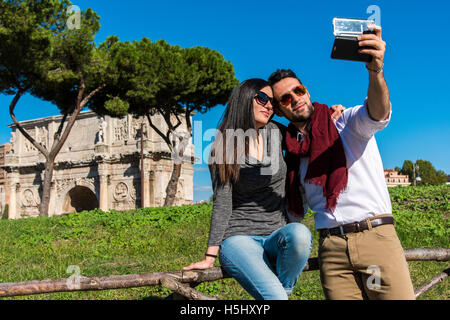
[331,104,346,120]
[183,257,216,271]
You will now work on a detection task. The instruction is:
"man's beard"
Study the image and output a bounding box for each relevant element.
[287,102,314,123]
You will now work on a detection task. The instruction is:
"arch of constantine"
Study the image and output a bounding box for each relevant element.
[0,111,194,219]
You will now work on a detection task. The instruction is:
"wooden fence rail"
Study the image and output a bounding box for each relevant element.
[0,248,448,299]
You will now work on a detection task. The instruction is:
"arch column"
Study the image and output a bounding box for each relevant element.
[98,163,110,212]
[149,170,155,206]
[48,181,57,217]
[98,175,108,211]
[6,170,19,219]
[141,157,150,208]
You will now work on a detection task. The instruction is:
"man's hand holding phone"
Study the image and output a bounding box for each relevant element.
[358,25,386,73]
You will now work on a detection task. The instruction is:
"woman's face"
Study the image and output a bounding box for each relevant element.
[253,86,274,129]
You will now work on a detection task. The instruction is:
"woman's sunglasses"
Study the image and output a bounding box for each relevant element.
[279,85,307,107]
[254,91,273,106]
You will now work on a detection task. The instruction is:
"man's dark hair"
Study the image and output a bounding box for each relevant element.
[268,69,303,109]
[268,69,302,87]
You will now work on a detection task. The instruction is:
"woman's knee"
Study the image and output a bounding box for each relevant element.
[219,235,263,265]
[221,235,256,253]
[283,223,313,250]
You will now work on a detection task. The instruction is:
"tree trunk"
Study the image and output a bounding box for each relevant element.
[38,159,55,217]
[414,267,450,298]
[160,276,218,300]
[164,130,192,207]
[163,108,194,207]
[164,162,183,207]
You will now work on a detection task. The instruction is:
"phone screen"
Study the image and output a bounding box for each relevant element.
[333,18,375,37]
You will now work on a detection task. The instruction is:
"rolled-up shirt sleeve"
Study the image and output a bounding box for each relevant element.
[340,99,392,140]
[207,168,233,246]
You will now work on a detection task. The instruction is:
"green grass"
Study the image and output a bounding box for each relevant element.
[0,185,448,300]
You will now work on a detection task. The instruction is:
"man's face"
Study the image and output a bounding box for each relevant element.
[272,77,314,123]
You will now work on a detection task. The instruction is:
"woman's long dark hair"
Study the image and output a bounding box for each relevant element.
[211,78,269,186]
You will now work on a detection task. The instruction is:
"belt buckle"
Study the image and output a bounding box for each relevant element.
[339,225,345,236]
[354,222,360,232]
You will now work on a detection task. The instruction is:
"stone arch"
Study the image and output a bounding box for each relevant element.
[53,178,99,215]
[62,185,99,213]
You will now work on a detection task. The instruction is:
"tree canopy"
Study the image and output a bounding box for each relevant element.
[0,0,70,96]
[1,0,239,211]
[1,0,121,216]
[90,38,239,206]
[400,159,447,186]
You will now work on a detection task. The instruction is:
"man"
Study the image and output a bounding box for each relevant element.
[269,26,415,300]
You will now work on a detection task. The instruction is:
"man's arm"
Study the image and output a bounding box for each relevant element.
[358,25,390,121]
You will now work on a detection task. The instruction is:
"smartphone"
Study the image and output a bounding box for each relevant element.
[331,18,376,62]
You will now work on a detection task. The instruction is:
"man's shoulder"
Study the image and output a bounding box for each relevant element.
[342,104,364,116]
[335,104,365,126]
[336,101,390,140]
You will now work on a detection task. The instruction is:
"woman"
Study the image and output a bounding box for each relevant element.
[183,78,313,300]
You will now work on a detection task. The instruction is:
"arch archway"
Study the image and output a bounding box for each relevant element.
[62,186,98,213]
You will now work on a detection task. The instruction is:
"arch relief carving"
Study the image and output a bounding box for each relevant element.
[21,189,39,208]
[113,182,129,201]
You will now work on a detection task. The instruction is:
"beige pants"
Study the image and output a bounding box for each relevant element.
[318,215,415,300]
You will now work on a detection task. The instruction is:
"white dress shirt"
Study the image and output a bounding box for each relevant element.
[291,100,392,230]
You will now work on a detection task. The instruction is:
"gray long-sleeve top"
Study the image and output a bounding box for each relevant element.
[207,121,288,246]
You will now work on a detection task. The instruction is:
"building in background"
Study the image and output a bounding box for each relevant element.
[384,169,410,187]
[0,111,194,219]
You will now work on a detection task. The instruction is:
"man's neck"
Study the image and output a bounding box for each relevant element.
[292,120,309,135]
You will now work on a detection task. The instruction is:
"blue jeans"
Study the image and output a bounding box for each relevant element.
[219,223,313,300]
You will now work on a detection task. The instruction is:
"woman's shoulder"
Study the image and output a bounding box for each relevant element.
[266,120,287,134]
[264,120,287,151]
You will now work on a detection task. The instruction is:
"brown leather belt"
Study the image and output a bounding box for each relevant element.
[319,216,394,238]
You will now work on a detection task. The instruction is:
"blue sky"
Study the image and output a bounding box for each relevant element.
[1,0,449,202]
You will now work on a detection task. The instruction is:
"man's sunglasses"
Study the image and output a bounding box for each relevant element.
[279,84,307,107]
[254,91,273,106]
